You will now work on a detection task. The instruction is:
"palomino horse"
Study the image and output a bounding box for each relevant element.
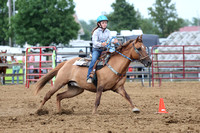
[0,50,8,85]
[35,35,152,114]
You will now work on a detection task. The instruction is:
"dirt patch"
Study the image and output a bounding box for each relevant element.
[0,82,200,133]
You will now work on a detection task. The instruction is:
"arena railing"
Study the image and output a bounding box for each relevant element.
[151,45,200,87]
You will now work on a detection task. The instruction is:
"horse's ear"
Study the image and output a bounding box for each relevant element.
[140,34,143,40]
[135,36,139,43]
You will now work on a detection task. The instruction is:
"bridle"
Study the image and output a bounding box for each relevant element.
[106,38,150,78]
[116,41,149,62]
[132,42,149,61]
[107,37,149,62]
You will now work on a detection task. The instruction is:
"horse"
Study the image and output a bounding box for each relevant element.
[34,35,152,114]
[0,50,8,85]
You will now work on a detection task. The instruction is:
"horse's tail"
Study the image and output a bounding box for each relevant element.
[34,61,66,95]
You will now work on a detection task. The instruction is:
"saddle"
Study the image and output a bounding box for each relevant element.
[73,51,111,69]
[73,51,111,86]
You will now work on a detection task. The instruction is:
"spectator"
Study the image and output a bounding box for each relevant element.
[11,56,20,84]
[29,50,35,80]
[57,55,63,63]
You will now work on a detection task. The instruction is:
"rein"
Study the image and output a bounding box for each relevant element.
[105,37,149,77]
[115,50,135,62]
[107,37,149,62]
[106,37,135,62]
[105,38,135,77]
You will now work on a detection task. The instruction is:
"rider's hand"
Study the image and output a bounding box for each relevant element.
[113,39,118,44]
[101,42,107,46]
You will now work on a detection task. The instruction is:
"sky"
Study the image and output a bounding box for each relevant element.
[73,0,200,23]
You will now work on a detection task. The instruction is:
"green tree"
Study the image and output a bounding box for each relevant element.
[80,20,96,40]
[191,17,200,26]
[107,0,139,33]
[148,0,182,37]
[180,19,191,27]
[139,18,159,34]
[11,0,79,46]
[167,18,191,34]
[0,1,9,45]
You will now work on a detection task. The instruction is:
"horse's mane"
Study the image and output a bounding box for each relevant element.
[107,39,134,58]
[115,39,134,52]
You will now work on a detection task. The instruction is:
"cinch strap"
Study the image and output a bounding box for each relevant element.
[106,63,125,77]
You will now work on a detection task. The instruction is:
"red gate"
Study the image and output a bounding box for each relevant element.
[151,45,200,87]
[25,46,57,88]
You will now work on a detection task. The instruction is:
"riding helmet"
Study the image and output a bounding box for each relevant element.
[97,15,108,23]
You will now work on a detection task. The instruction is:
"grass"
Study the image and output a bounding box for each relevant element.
[4,60,24,84]
[5,68,24,84]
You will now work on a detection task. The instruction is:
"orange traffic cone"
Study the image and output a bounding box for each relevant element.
[158,98,168,113]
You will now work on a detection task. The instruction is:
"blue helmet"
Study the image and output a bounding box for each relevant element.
[97,15,108,23]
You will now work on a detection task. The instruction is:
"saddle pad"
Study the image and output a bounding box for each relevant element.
[73,58,104,69]
[73,58,91,66]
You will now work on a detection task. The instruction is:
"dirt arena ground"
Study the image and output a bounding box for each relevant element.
[0,82,199,133]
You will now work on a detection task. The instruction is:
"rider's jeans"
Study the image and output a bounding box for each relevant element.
[12,69,20,84]
[87,48,103,79]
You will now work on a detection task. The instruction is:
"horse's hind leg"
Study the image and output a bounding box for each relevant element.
[56,85,84,113]
[38,82,67,111]
[115,85,140,113]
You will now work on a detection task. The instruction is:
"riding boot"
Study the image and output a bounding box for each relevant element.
[89,60,99,78]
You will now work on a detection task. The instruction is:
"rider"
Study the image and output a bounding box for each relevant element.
[86,15,118,83]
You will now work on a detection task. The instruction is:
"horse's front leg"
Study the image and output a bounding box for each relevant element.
[115,85,140,113]
[92,86,103,115]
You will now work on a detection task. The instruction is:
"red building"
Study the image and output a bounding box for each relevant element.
[179,26,200,32]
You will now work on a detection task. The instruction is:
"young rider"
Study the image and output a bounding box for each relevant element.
[86,15,118,83]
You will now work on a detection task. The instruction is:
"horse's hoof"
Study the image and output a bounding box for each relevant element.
[132,107,140,113]
[92,111,96,115]
[92,112,99,116]
[92,109,98,115]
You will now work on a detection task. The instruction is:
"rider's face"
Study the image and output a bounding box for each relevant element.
[99,21,107,29]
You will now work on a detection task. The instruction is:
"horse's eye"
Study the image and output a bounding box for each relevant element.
[137,47,142,51]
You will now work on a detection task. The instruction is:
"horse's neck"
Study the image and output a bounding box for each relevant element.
[108,51,131,74]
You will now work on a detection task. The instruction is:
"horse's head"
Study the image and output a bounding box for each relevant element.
[0,50,7,63]
[131,35,152,67]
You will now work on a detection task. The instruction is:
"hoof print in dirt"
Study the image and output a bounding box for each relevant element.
[36,109,49,115]
[9,117,17,121]
[57,109,74,115]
